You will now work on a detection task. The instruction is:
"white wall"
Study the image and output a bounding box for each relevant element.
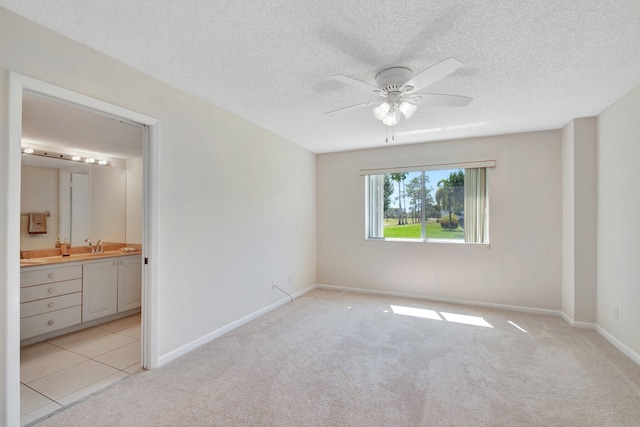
[317,130,563,310]
[0,8,316,423]
[561,118,597,323]
[561,122,575,318]
[572,118,597,322]
[126,157,143,245]
[597,85,640,357]
[19,165,58,250]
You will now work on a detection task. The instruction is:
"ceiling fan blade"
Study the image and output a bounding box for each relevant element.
[331,74,381,94]
[413,93,473,107]
[323,100,383,115]
[403,57,463,92]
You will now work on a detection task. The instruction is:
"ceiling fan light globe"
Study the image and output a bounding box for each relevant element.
[373,102,391,120]
[399,101,418,119]
[382,110,400,126]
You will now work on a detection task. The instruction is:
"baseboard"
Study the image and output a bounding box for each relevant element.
[559,311,597,329]
[317,284,561,317]
[595,325,640,366]
[560,313,639,366]
[286,285,316,300]
[158,285,316,366]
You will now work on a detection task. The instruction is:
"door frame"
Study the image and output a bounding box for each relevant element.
[6,72,160,423]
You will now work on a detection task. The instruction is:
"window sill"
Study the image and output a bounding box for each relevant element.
[367,237,489,246]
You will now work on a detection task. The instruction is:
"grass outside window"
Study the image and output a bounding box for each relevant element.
[383,219,464,240]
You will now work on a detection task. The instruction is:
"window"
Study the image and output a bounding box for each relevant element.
[365,162,492,243]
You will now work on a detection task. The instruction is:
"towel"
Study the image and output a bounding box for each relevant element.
[28,212,47,234]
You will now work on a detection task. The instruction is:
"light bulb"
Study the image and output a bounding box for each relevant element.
[23,148,34,154]
[373,102,391,120]
[382,109,400,126]
[399,101,418,119]
[98,160,108,165]
[85,157,96,164]
[72,155,82,161]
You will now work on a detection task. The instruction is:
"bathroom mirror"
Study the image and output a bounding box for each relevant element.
[20,155,129,251]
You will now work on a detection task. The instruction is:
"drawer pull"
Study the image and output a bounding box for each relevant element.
[48,273,55,279]
[48,302,54,308]
[47,320,54,326]
[113,262,117,266]
[48,288,55,294]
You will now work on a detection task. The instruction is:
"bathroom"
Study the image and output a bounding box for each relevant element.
[19,90,145,425]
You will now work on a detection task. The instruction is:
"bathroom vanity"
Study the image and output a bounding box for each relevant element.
[20,251,141,345]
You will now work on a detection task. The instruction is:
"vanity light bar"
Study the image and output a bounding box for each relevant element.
[21,147,110,166]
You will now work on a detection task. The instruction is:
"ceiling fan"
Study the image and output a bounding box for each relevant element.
[325,57,472,126]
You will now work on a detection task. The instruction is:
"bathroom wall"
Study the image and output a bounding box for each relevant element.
[19,164,58,250]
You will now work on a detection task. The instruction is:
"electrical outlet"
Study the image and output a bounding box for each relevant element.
[434,274,440,284]
[288,275,292,283]
[614,307,619,320]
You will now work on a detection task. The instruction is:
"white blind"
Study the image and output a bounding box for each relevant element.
[359,160,496,176]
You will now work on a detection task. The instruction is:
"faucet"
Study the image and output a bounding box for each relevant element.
[96,240,104,254]
[84,239,94,254]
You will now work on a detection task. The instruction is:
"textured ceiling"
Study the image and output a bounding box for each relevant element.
[2,1,640,153]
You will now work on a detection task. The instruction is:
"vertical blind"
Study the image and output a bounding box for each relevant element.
[464,168,488,244]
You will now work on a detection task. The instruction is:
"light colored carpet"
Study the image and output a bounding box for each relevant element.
[34,289,640,426]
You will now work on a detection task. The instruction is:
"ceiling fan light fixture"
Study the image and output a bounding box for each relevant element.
[327,58,471,131]
[373,102,391,120]
[399,101,418,119]
[382,109,400,126]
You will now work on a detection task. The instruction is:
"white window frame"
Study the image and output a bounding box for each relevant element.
[363,161,494,244]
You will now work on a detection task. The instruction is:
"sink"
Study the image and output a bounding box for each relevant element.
[83,250,121,258]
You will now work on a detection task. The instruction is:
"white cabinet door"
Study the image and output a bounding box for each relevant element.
[118,257,142,312]
[82,260,118,322]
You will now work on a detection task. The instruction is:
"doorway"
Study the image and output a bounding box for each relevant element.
[7,73,159,425]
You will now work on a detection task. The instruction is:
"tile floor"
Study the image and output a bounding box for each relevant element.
[20,314,142,426]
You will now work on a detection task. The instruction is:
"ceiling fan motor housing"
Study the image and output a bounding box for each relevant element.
[375,67,413,93]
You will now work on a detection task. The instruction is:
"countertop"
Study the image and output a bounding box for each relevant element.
[20,250,142,268]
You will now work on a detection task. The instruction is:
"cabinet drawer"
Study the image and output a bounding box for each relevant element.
[20,306,82,340]
[20,292,82,318]
[21,265,82,287]
[20,279,82,303]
